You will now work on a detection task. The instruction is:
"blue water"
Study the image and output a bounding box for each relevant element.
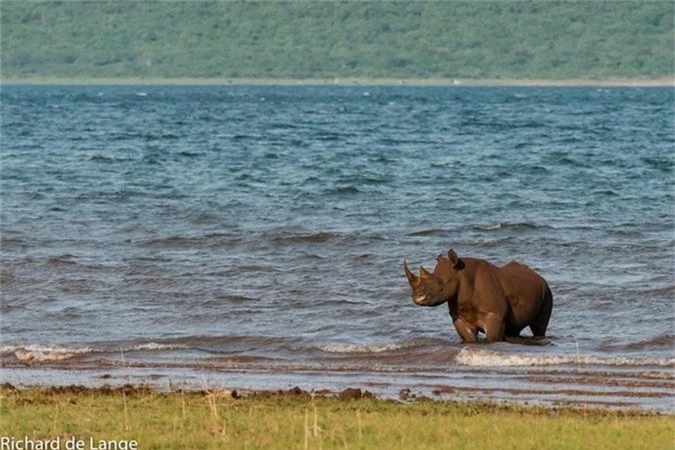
[1,85,673,409]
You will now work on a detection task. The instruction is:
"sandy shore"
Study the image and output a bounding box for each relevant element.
[1,76,673,87]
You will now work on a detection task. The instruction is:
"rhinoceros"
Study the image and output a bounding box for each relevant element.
[404,249,552,342]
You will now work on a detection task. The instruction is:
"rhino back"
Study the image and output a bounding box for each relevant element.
[497,261,548,322]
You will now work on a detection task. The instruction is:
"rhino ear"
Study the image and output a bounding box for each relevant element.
[448,249,460,267]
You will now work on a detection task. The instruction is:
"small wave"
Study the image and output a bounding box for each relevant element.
[407,228,445,237]
[123,342,187,352]
[0,236,26,247]
[220,294,257,303]
[329,185,361,195]
[89,154,135,163]
[316,131,343,141]
[316,338,446,354]
[270,231,337,245]
[456,348,675,368]
[150,334,299,353]
[477,222,539,232]
[263,229,388,247]
[134,235,202,248]
[641,155,673,173]
[318,343,411,354]
[134,233,237,249]
[144,132,180,141]
[0,342,187,364]
[1,344,95,363]
[605,334,675,352]
[47,255,77,266]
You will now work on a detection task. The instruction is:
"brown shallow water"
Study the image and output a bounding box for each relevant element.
[2,346,673,413]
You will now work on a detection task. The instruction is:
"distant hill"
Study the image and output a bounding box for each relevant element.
[1,1,673,81]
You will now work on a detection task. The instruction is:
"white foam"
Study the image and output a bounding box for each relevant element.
[124,342,187,352]
[456,348,675,368]
[0,341,184,363]
[1,344,95,363]
[319,343,408,354]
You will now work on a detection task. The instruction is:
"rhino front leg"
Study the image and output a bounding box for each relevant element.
[453,317,478,343]
[482,313,506,342]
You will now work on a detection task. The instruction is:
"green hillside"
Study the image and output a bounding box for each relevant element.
[1,1,673,81]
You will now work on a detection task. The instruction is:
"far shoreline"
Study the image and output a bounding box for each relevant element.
[1,76,674,87]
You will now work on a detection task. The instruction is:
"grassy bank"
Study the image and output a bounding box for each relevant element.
[1,386,673,450]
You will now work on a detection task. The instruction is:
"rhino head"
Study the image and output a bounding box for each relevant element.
[404,250,463,306]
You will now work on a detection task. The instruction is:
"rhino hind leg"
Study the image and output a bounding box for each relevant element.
[529,286,553,337]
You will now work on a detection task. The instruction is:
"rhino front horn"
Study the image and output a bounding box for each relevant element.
[403,260,417,284]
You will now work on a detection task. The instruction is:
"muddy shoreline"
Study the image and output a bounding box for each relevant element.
[3,362,673,414]
[3,381,668,418]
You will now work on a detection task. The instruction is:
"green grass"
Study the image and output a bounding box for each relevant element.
[1,386,673,450]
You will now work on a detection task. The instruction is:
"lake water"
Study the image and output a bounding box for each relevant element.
[1,85,673,411]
